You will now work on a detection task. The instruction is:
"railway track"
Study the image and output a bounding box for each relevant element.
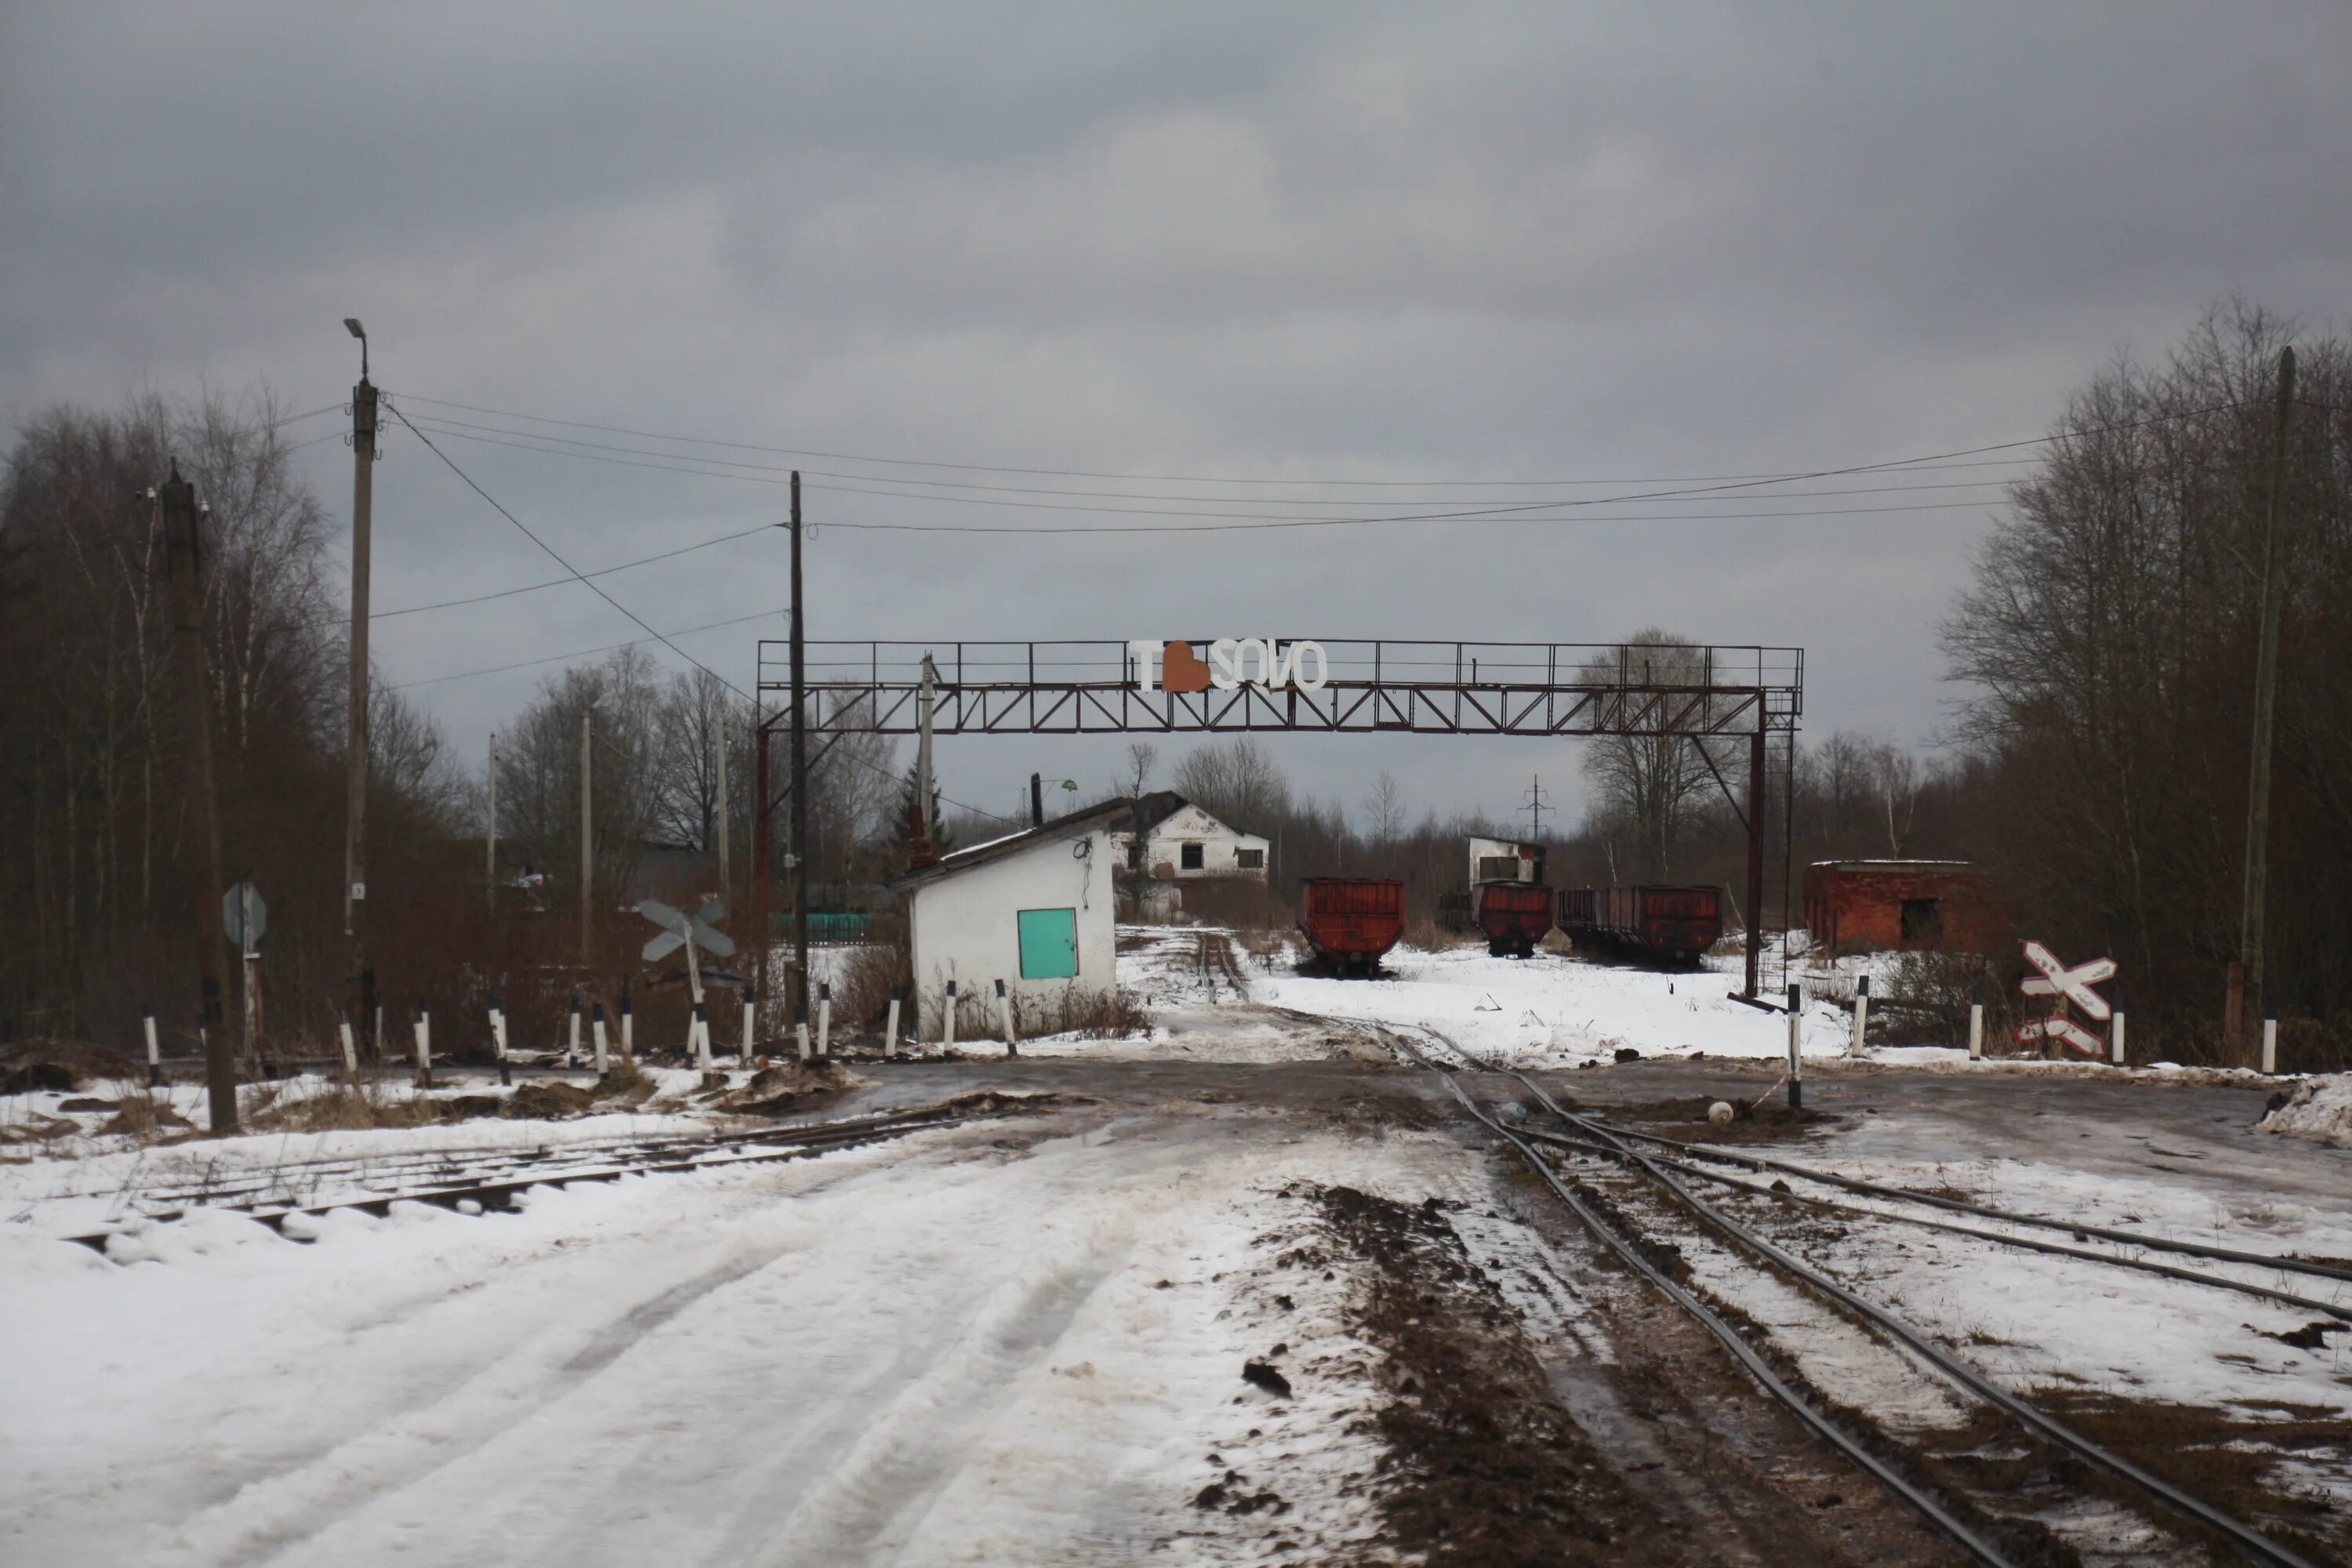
[1388,1023,2336,1568]
[61,1100,1000,1253]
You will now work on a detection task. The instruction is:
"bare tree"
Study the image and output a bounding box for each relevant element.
[1363,769,1406,847]
[1173,736,1289,834]
[1869,742,1920,856]
[1577,631,1719,879]
[1119,740,1158,800]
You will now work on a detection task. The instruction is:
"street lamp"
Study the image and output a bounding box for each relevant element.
[344,317,368,378]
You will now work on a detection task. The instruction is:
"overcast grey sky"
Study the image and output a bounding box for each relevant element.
[5,3,2347,829]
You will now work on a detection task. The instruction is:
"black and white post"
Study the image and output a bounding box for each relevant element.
[1784,982,1802,1111]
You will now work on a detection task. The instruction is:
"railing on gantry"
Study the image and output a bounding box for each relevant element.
[754,639,1802,739]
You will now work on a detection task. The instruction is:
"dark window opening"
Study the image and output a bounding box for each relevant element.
[1235,848,1264,869]
[1900,898,1944,943]
[1180,842,1204,870]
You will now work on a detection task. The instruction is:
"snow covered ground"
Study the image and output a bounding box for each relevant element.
[1,1106,1495,1566]
[2260,1073,2352,1149]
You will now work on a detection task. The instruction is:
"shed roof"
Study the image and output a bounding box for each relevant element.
[891,797,1137,890]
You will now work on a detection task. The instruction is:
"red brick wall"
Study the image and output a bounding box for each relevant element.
[1802,865,2008,956]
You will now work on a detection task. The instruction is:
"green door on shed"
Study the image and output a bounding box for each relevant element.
[1018,907,1080,978]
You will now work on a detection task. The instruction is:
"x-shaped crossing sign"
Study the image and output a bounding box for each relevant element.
[2015,938,2114,1058]
[2019,939,2113,1020]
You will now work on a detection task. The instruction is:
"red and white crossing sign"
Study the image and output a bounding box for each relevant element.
[2019,940,2114,1022]
[2014,1014,2105,1056]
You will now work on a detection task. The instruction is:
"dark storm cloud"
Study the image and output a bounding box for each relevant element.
[5,2,2347,825]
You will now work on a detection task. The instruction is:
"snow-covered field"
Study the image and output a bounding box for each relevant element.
[6,925,2345,1563]
[1,1106,1492,1566]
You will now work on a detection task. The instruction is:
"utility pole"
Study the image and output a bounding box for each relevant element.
[160,468,237,1133]
[789,470,811,1030]
[714,706,731,893]
[485,731,498,913]
[341,318,376,1061]
[2237,345,2297,1058]
[580,707,594,967]
[753,710,771,1020]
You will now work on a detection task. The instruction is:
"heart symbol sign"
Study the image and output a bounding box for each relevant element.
[1160,640,1212,693]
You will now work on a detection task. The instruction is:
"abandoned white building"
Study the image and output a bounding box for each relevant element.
[892,799,1125,1040]
[1110,792,1270,881]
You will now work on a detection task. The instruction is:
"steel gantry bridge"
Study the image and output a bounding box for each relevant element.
[756,638,1803,995]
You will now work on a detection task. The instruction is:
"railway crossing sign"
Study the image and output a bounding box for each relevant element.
[2020,940,2114,1021]
[639,898,735,963]
[2015,939,2113,1058]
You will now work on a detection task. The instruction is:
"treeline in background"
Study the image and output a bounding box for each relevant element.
[4,307,2344,1068]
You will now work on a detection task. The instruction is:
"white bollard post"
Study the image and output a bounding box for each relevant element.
[620,991,635,1064]
[2261,1013,2278,1076]
[339,1019,358,1076]
[592,1002,610,1075]
[414,1004,432,1085]
[1784,982,1802,1112]
[1967,981,1984,1061]
[490,1000,511,1085]
[741,989,757,1065]
[884,990,902,1057]
[997,978,1016,1056]
[817,984,832,1057]
[2111,1012,2125,1066]
[943,980,958,1052]
[143,1004,163,1087]
[1849,975,1870,1058]
[693,1002,712,1070]
[568,995,583,1065]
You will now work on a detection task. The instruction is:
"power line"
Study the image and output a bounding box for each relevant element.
[398,409,2024,506]
[386,401,756,705]
[387,385,2250,490]
[391,607,786,689]
[392,415,2010,532]
[303,519,780,628]
[383,416,1016,826]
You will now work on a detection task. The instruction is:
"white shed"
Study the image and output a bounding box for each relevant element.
[895,800,1126,1040]
[1109,792,1270,881]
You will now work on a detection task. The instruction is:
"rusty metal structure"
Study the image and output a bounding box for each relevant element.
[757,638,1802,995]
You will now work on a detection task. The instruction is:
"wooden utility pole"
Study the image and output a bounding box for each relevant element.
[485,731,498,913]
[343,324,378,1061]
[2237,345,2297,1056]
[789,470,811,1029]
[160,467,238,1133]
[714,707,731,893]
[580,707,593,967]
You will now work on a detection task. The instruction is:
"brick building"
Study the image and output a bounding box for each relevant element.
[1802,860,2007,956]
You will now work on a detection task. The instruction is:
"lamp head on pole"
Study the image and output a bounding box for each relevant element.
[343,317,368,378]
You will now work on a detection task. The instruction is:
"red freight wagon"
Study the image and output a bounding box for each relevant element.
[1472,880,1553,958]
[1558,886,1722,966]
[1298,878,1406,975]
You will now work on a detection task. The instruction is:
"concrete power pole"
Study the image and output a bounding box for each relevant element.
[789,470,811,1032]
[2237,345,2297,1056]
[580,707,594,968]
[159,468,238,1133]
[342,319,376,1061]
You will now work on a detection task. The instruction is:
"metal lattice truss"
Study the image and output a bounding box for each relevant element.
[758,640,1803,739]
